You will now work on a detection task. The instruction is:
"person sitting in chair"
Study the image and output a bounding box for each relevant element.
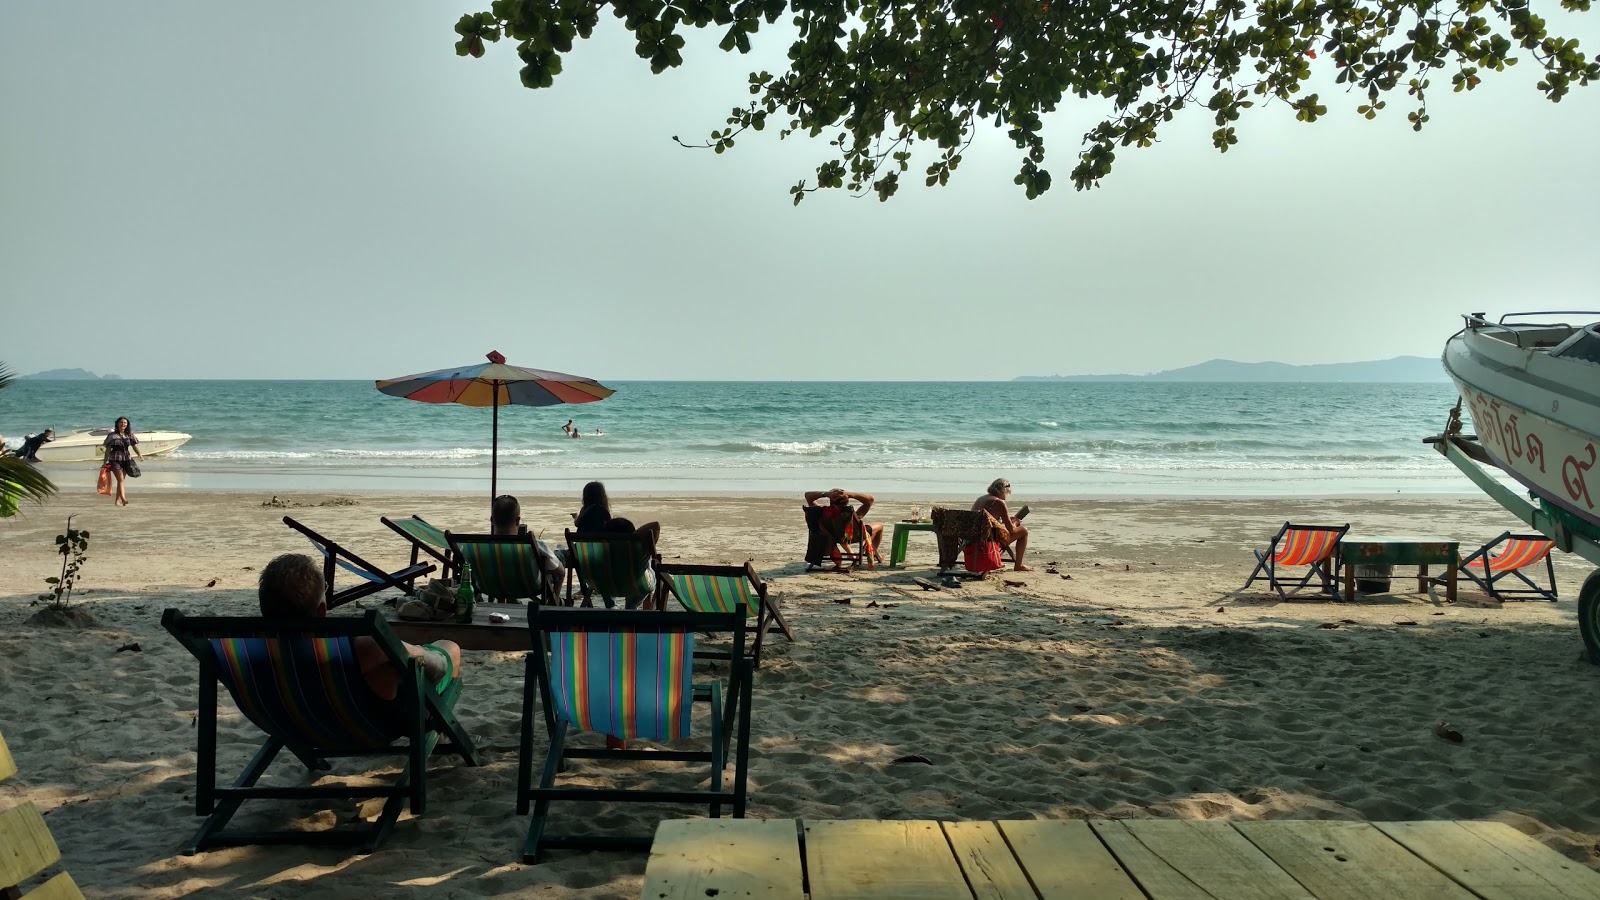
[258,553,464,699]
[491,494,565,603]
[972,478,1032,571]
[804,488,885,564]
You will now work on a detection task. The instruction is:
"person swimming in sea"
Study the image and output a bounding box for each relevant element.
[562,419,573,434]
[570,426,581,439]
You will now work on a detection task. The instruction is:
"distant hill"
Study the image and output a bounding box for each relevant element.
[22,368,123,380]
[1014,356,1446,383]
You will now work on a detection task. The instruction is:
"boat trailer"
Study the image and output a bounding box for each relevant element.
[1429,426,1600,663]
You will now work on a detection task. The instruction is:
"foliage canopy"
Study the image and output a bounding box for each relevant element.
[455,0,1596,201]
[0,364,55,516]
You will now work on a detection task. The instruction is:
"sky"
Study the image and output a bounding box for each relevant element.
[3,2,1599,381]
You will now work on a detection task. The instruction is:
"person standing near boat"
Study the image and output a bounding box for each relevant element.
[102,417,144,507]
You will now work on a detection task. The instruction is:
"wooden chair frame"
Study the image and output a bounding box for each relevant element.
[443,530,559,605]
[803,505,876,572]
[283,516,435,609]
[564,527,663,609]
[381,514,461,582]
[0,730,84,899]
[659,561,795,668]
[1447,531,1560,602]
[516,607,753,863]
[162,609,481,854]
[1241,522,1349,600]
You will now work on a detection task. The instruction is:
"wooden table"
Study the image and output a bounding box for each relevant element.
[641,818,1600,899]
[385,602,533,651]
[889,521,935,568]
[1339,535,1460,603]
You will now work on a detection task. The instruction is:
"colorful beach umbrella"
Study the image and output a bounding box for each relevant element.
[375,351,613,506]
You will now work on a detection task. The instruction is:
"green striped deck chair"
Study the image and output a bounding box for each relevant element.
[283,516,436,609]
[445,531,558,605]
[565,528,661,610]
[659,561,794,668]
[517,607,753,863]
[382,514,460,581]
[161,609,481,854]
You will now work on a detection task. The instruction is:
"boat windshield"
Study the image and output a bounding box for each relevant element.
[1550,323,1600,365]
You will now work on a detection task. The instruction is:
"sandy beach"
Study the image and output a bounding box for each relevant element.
[3,489,1599,898]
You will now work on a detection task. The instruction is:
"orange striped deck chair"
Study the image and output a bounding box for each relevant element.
[1452,532,1559,602]
[1242,522,1349,599]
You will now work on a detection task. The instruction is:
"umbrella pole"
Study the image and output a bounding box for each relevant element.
[491,385,500,512]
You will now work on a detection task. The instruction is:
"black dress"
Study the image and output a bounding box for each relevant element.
[103,432,139,474]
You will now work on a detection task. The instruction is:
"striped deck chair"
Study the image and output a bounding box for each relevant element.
[162,609,481,853]
[659,561,794,668]
[1241,522,1349,599]
[382,514,461,582]
[1447,532,1560,602]
[516,607,753,863]
[565,527,661,610]
[0,728,85,899]
[283,516,435,609]
[803,505,876,571]
[445,531,558,605]
[931,507,1014,575]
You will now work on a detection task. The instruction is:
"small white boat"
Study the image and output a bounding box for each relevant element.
[29,428,193,463]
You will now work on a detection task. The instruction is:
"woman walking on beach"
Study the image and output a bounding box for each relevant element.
[102,417,144,507]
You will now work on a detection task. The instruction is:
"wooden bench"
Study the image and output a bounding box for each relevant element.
[641,818,1600,899]
[0,729,83,900]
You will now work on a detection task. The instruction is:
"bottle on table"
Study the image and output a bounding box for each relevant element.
[454,563,476,624]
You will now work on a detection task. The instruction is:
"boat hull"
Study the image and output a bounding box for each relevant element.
[1444,329,1600,531]
[31,431,193,463]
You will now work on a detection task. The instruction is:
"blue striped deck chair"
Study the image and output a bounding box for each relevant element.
[283,516,435,609]
[444,531,558,605]
[516,607,753,863]
[565,527,661,610]
[162,609,481,854]
[382,514,461,582]
[659,561,794,668]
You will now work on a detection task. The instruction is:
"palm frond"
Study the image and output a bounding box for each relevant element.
[0,360,58,510]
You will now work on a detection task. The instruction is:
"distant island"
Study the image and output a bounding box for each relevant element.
[1014,356,1446,383]
[23,368,123,381]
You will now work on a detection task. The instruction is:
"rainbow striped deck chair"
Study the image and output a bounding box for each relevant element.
[565,527,661,610]
[283,516,435,609]
[516,607,753,863]
[659,561,794,668]
[382,514,461,582]
[0,728,85,900]
[162,609,481,853]
[1241,522,1349,600]
[1451,532,1559,602]
[445,531,558,605]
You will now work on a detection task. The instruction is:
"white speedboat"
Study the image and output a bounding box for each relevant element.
[28,428,193,463]
[1433,311,1600,657]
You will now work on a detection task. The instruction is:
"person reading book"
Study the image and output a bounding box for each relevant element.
[972,478,1032,571]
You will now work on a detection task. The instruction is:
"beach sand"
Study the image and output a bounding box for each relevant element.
[3,490,1599,898]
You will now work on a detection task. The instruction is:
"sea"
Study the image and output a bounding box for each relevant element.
[0,380,1479,498]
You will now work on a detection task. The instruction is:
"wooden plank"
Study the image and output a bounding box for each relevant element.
[998,820,1144,900]
[1378,821,1600,900]
[641,819,804,900]
[806,820,972,900]
[1235,821,1477,900]
[1093,820,1316,900]
[941,821,1037,900]
[0,730,15,784]
[0,804,61,890]
[24,872,85,900]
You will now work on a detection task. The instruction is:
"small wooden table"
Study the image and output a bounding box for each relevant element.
[384,602,533,651]
[641,818,1600,899]
[1338,535,1459,603]
[889,520,935,567]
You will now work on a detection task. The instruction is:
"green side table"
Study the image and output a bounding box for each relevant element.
[889,521,936,567]
[1338,535,1459,602]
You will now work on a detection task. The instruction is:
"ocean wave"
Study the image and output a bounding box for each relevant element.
[173,447,566,461]
[1037,421,1059,428]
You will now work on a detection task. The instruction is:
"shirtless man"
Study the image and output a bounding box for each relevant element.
[973,478,1032,571]
[804,488,886,559]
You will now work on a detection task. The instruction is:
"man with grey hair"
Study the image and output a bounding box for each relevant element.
[972,478,1032,571]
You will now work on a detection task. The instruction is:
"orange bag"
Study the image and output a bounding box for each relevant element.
[96,464,113,496]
